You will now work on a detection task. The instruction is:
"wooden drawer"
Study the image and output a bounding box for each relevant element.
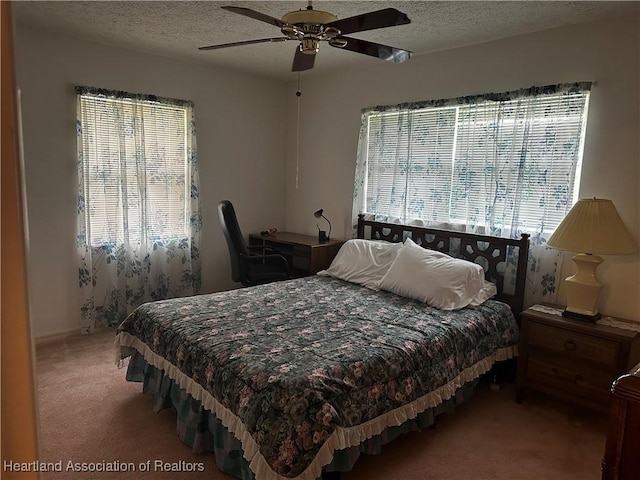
[517,306,640,411]
[528,321,620,366]
[292,244,311,256]
[526,354,614,405]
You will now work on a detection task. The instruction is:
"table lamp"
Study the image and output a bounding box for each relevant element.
[546,198,637,321]
[314,209,331,243]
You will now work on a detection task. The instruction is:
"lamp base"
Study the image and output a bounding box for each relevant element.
[563,253,604,321]
[561,309,601,323]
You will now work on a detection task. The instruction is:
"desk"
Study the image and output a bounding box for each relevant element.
[249,232,344,276]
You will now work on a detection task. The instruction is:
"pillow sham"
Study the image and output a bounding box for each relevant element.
[317,239,402,289]
[378,238,487,310]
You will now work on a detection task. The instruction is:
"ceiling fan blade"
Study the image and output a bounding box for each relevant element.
[199,37,290,51]
[292,47,315,72]
[333,37,412,63]
[326,8,410,35]
[221,6,286,28]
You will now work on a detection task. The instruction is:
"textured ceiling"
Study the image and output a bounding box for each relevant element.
[12,1,640,80]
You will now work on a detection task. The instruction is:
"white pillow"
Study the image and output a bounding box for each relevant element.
[469,280,498,306]
[317,239,402,289]
[379,238,487,310]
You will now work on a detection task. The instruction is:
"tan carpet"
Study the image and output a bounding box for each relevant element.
[35,328,608,480]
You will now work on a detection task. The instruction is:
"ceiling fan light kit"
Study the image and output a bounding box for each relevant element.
[199,1,412,71]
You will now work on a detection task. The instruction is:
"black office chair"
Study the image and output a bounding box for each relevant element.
[218,200,291,287]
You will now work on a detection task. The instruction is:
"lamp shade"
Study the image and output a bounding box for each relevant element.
[546,198,637,255]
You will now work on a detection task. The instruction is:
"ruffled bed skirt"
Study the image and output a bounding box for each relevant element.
[125,351,480,479]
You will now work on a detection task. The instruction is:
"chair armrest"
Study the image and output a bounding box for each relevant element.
[241,253,291,276]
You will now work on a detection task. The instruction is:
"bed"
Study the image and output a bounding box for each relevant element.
[116,215,530,480]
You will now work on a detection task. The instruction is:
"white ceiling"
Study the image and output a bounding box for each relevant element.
[12,1,640,81]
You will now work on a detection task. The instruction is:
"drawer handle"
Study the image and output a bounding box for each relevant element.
[564,339,577,351]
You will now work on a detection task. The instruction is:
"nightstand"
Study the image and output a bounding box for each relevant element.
[516,305,640,411]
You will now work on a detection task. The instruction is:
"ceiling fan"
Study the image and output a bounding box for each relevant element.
[198,1,412,72]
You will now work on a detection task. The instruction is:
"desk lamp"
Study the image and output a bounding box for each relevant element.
[314,209,331,243]
[546,198,637,321]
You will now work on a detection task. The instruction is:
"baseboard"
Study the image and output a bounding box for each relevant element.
[34,327,110,345]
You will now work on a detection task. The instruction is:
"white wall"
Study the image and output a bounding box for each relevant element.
[16,13,640,337]
[284,14,640,321]
[14,24,288,338]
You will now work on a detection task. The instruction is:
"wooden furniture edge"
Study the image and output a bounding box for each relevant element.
[602,362,640,479]
[610,363,640,402]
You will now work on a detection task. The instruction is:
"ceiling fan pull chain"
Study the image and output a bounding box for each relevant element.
[295,73,302,189]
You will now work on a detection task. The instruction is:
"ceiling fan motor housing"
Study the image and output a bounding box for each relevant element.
[281,9,337,26]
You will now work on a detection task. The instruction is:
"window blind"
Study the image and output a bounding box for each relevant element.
[366,107,457,222]
[79,95,189,246]
[363,90,590,234]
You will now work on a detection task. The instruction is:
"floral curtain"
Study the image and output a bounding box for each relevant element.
[352,82,592,307]
[76,86,201,330]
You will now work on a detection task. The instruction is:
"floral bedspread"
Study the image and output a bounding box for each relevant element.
[116,275,519,479]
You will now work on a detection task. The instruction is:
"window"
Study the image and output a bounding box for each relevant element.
[76,86,201,330]
[78,93,191,246]
[354,83,591,237]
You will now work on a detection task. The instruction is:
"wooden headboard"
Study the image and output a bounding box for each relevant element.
[356,214,530,316]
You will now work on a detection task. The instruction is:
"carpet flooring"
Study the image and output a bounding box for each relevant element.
[35,328,609,480]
